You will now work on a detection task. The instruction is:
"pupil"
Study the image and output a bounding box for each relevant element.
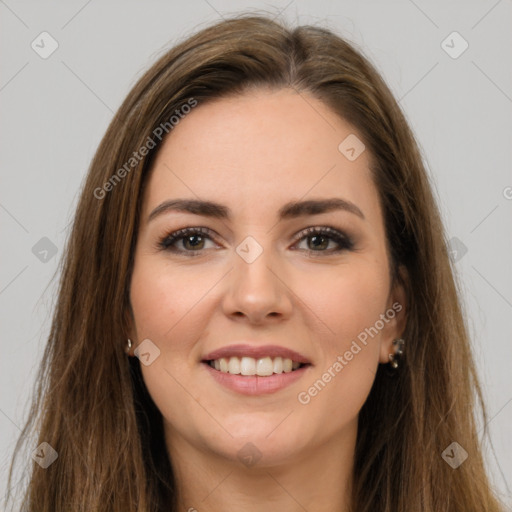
[310,235,327,250]
[186,235,203,249]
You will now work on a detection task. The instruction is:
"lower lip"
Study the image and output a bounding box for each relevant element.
[202,362,310,395]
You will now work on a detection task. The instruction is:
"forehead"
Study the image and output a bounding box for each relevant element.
[142,88,381,225]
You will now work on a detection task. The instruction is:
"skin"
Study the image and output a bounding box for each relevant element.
[128,87,407,512]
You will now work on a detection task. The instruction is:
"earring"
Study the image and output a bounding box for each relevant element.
[388,338,405,369]
[126,338,132,355]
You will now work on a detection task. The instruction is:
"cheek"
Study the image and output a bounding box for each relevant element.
[292,262,388,412]
[295,259,390,347]
[129,259,217,440]
[129,258,211,345]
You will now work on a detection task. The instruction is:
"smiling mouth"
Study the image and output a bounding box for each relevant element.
[204,356,310,377]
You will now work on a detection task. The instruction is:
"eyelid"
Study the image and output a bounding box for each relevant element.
[291,225,350,243]
[291,226,355,253]
[157,225,354,255]
[157,226,217,251]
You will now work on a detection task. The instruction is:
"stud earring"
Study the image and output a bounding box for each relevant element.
[388,338,405,369]
[126,338,132,355]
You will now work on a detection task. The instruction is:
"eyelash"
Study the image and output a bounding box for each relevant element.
[157,226,354,257]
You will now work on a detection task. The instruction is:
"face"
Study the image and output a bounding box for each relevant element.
[129,87,406,468]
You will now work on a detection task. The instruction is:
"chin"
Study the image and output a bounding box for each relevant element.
[204,417,310,467]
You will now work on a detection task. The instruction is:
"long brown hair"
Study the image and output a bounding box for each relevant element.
[6,13,504,512]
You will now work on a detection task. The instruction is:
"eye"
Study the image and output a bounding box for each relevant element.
[292,226,354,255]
[157,227,217,255]
[157,225,354,256]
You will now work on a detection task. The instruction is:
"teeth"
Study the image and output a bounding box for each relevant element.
[228,357,241,374]
[209,356,304,376]
[240,356,256,375]
[256,356,273,376]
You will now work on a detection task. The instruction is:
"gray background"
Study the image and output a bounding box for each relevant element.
[1,0,511,507]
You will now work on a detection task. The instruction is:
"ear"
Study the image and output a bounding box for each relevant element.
[378,265,408,364]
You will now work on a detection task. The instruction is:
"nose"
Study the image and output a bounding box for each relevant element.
[221,240,293,324]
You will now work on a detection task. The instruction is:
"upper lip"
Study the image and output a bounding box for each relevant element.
[202,344,311,364]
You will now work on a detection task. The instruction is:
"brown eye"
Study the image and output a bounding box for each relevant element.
[158,225,354,257]
[181,233,205,250]
[294,226,354,254]
[307,233,330,251]
[158,227,217,254]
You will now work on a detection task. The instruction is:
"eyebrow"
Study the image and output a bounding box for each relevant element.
[147,197,365,224]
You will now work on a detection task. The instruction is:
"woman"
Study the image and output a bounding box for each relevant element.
[6,13,504,512]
